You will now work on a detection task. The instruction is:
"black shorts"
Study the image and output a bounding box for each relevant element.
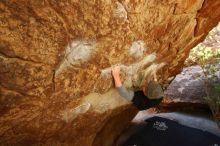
[132,91,163,110]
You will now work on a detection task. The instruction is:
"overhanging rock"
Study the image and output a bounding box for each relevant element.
[0,0,220,145]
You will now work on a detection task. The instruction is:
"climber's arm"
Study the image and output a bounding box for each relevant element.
[111,66,122,88]
[111,66,134,101]
[116,86,134,101]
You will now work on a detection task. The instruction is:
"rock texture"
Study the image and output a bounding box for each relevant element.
[0,0,220,145]
[161,65,209,111]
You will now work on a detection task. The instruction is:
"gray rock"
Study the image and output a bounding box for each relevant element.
[164,65,207,104]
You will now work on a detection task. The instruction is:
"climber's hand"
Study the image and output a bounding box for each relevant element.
[153,72,158,82]
[111,66,120,78]
[111,66,122,87]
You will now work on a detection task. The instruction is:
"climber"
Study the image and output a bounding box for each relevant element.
[111,66,164,110]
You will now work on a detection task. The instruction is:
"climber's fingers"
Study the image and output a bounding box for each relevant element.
[153,72,158,82]
[111,65,121,76]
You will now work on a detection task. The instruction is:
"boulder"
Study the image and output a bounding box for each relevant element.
[0,0,220,145]
[161,65,209,111]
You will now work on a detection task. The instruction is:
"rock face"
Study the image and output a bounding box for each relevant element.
[0,0,220,145]
[161,65,209,111]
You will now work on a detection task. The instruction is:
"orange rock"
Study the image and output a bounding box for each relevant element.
[0,0,220,145]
